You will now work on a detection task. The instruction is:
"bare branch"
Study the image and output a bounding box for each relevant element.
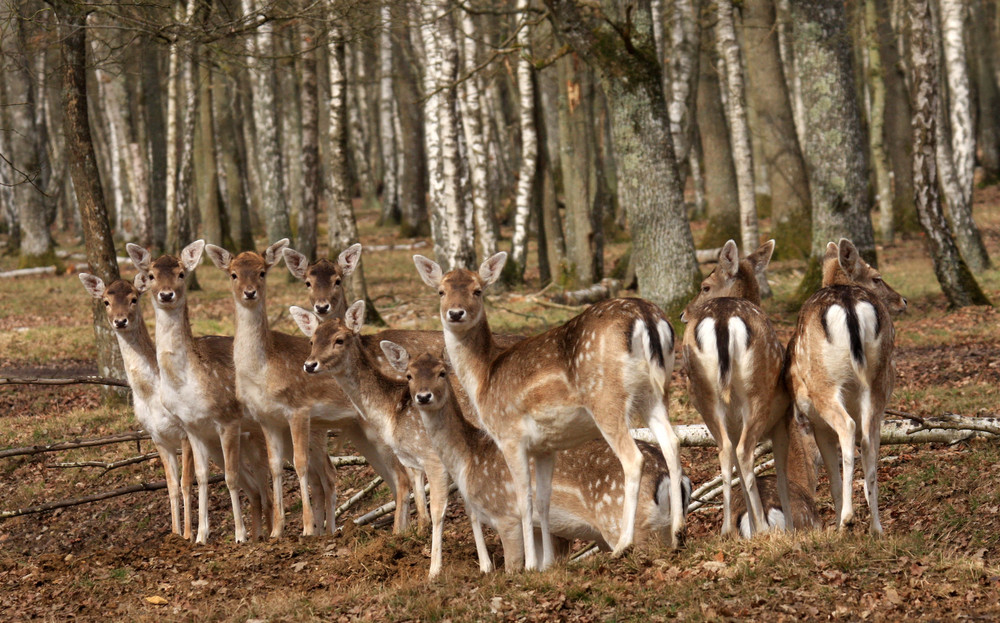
[0,431,149,459]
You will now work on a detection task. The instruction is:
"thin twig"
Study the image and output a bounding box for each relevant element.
[47,452,159,474]
[885,408,924,424]
[334,477,384,518]
[0,376,130,389]
[0,431,151,459]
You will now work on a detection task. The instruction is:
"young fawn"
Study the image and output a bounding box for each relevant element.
[414,252,683,570]
[204,239,414,537]
[126,241,272,543]
[79,273,194,538]
[733,412,822,537]
[291,301,457,579]
[787,239,907,534]
[396,346,691,571]
[681,240,793,537]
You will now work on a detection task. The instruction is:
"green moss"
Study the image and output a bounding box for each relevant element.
[17,248,63,271]
[700,214,741,249]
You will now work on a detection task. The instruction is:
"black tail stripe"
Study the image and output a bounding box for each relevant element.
[845,302,864,366]
[716,318,730,385]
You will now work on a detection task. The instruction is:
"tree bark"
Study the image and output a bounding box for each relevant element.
[511,0,539,281]
[298,14,320,263]
[696,33,741,249]
[545,0,701,314]
[142,40,167,250]
[970,0,1000,182]
[196,62,222,247]
[214,73,254,252]
[54,1,126,393]
[909,0,990,308]
[791,0,878,300]
[377,2,400,226]
[392,21,429,237]
[742,0,812,259]
[863,0,895,244]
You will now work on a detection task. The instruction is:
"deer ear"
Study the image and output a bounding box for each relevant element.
[718,240,740,277]
[79,273,106,299]
[379,340,409,373]
[205,244,232,271]
[133,272,151,294]
[264,238,290,269]
[824,241,839,263]
[413,255,443,288]
[479,252,507,286]
[126,243,152,272]
[282,247,309,280]
[345,300,366,333]
[338,243,362,277]
[180,240,205,273]
[747,239,775,275]
[289,306,319,338]
[837,238,864,280]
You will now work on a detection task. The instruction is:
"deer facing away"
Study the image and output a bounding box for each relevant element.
[681,239,794,537]
[413,252,684,570]
[786,238,907,534]
[396,346,691,571]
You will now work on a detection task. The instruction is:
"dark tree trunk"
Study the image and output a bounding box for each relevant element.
[742,0,812,259]
[545,0,700,314]
[298,17,320,263]
[791,0,878,300]
[55,2,126,393]
[909,0,989,308]
[142,40,167,251]
[393,24,428,237]
[971,0,1000,182]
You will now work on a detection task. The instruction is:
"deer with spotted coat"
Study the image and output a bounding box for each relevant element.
[413,252,684,570]
[787,239,906,534]
[681,240,794,537]
[125,241,273,543]
[396,346,692,571]
[79,272,194,538]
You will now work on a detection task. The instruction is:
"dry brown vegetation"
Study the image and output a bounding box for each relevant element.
[2,196,1000,621]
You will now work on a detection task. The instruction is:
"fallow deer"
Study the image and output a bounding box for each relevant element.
[125,241,273,543]
[787,238,907,534]
[395,346,691,571]
[79,272,194,538]
[413,252,684,570]
[282,243,360,320]
[203,239,421,537]
[681,239,793,537]
[291,301,459,579]
[733,411,822,537]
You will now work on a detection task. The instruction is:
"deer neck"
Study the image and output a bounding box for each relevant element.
[233,297,272,373]
[114,316,159,403]
[417,390,499,494]
[332,345,399,434]
[442,315,496,414]
[153,302,196,389]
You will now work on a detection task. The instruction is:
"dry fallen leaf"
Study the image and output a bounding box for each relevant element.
[144,596,168,606]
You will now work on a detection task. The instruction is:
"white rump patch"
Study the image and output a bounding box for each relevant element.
[738,508,787,539]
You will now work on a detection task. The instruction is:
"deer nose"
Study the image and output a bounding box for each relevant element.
[447,309,465,322]
[114,318,128,329]
[303,361,319,374]
[314,303,330,315]
[158,291,174,303]
[415,392,432,405]
[243,289,257,300]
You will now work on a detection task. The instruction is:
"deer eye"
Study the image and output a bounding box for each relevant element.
[873,277,883,284]
[148,274,155,281]
[438,290,445,297]
[406,374,412,381]
[104,300,110,307]
[231,273,237,280]
[178,271,185,279]
[473,289,482,297]
[702,285,710,293]
[335,278,341,286]
[439,371,447,378]
[259,271,266,279]
[335,338,344,345]
[131,297,138,304]
[305,281,311,288]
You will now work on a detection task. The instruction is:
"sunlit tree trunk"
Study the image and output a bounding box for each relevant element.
[909,0,989,307]
[377,3,400,226]
[864,0,894,244]
[971,0,1000,182]
[196,62,221,247]
[510,0,538,281]
[298,14,320,262]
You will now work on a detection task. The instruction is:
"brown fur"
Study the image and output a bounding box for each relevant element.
[787,239,906,534]
[681,240,794,537]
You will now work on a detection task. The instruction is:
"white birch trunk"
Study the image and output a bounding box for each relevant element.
[378,2,399,223]
[419,0,447,264]
[511,0,537,279]
[715,0,767,294]
[164,0,190,250]
[776,0,808,150]
[667,0,699,163]
[939,0,974,206]
[458,10,496,260]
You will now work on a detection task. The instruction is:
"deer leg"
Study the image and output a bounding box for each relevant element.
[188,437,212,544]
[534,452,556,570]
[393,462,413,533]
[736,424,768,535]
[860,390,883,536]
[813,421,844,523]
[290,410,316,536]
[466,507,494,573]
[410,468,430,533]
[646,399,684,549]
[259,421,287,538]
[769,416,795,532]
[219,422,247,543]
[426,461,450,579]
[322,454,338,535]
[718,429,736,536]
[156,442,182,536]
[181,438,194,540]
[832,410,857,530]
[498,519,525,573]
[501,441,536,571]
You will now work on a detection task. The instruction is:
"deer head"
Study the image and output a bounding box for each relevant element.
[822,239,907,314]
[79,273,146,332]
[205,239,289,308]
[283,243,361,318]
[681,239,774,321]
[413,252,507,333]
[127,240,205,309]
[293,300,366,375]
[381,342,451,411]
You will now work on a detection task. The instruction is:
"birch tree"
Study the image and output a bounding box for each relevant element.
[546,0,701,313]
[510,0,538,281]
[298,13,320,262]
[909,0,989,307]
[697,34,740,248]
[937,0,990,272]
[864,0,894,244]
[377,2,400,226]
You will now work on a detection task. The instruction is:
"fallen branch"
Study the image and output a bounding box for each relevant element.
[0,376,130,389]
[0,266,56,279]
[689,459,775,514]
[688,443,773,504]
[366,241,428,252]
[0,475,224,521]
[885,408,924,424]
[47,452,159,473]
[546,279,622,306]
[335,476,384,518]
[330,456,368,467]
[353,482,458,526]
[0,431,151,459]
[696,248,723,264]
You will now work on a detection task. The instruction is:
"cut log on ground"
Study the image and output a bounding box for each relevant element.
[546,279,622,306]
[0,376,130,388]
[0,266,57,279]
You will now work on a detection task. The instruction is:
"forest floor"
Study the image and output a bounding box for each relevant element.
[2,190,1000,621]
